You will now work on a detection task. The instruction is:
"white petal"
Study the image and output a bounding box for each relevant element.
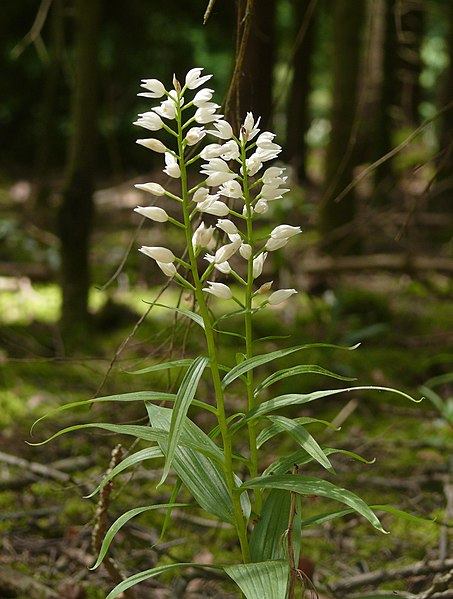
[268,289,298,305]
[134,206,169,222]
[139,246,175,263]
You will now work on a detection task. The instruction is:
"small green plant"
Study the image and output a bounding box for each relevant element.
[32,67,420,598]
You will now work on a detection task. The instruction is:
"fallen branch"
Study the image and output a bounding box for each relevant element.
[328,558,453,594]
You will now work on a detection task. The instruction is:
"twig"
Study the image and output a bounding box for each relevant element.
[328,558,453,594]
[10,0,53,61]
[91,444,136,599]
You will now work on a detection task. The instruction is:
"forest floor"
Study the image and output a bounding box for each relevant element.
[0,180,452,598]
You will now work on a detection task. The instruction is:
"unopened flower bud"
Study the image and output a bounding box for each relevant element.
[254,199,268,214]
[173,74,181,94]
[186,127,206,146]
[268,288,298,305]
[136,138,167,153]
[139,246,175,263]
[203,281,233,300]
[215,238,241,263]
[157,261,176,276]
[216,219,238,236]
[265,237,289,251]
[192,222,215,248]
[270,225,302,239]
[135,182,166,196]
[134,206,169,222]
[253,252,267,278]
[239,243,252,260]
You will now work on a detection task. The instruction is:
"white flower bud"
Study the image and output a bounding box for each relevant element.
[163,152,181,178]
[201,143,224,159]
[204,254,231,274]
[139,246,175,263]
[207,120,234,140]
[135,182,166,196]
[192,222,215,248]
[219,180,243,199]
[134,206,169,222]
[139,78,166,98]
[133,112,164,131]
[193,88,214,107]
[270,225,302,239]
[253,252,267,278]
[192,188,209,203]
[239,243,252,260]
[216,219,238,236]
[185,127,206,146]
[136,138,167,153]
[156,261,176,276]
[268,289,298,305]
[185,67,212,90]
[203,281,233,299]
[265,237,289,251]
[254,199,268,214]
[203,201,229,217]
[215,238,241,263]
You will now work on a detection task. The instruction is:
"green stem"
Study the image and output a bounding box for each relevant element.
[175,99,250,562]
[241,142,262,516]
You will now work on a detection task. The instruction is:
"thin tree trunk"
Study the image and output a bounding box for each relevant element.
[58,0,101,344]
[33,0,64,226]
[226,0,276,130]
[284,0,316,183]
[319,0,365,255]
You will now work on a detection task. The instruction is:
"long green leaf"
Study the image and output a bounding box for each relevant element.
[255,364,355,396]
[145,302,205,329]
[256,416,336,449]
[264,415,335,473]
[237,385,421,430]
[242,474,387,533]
[129,358,194,375]
[105,562,221,599]
[222,342,360,389]
[29,422,223,466]
[264,447,374,477]
[147,404,251,523]
[30,391,177,435]
[250,489,291,562]
[85,446,164,498]
[91,503,191,570]
[159,356,208,486]
[224,560,290,599]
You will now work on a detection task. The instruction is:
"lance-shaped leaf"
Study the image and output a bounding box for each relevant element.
[256,416,336,449]
[264,447,374,477]
[105,562,221,599]
[30,391,177,435]
[129,358,194,375]
[147,404,251,523]
[254,364,355,396]
[222,342,360,389]
[158,356,209,486]
[91,503,191,570]
[233,385,420,434]
[250,489,290,562]
[224,560,290,599]
[259,415,335,473]
[147,302,205,329]
[85,447,164,498]
[241,474,387,533]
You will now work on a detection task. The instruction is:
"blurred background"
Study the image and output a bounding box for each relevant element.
[0,1,452,597]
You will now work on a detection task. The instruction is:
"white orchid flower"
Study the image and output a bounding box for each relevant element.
[139,78,166,98]
[253,252,267,278]
[239,244,252,260]
[207,120,234,140]
[156,261,176,276]
[134,182,166,196]
[215,238,242,263]
[185,127,206,146]
[153,99,177,120]
[270,225,302,239]
[203,281,233,300]
[163,152,181,178]
[134,206,169,223]
[133,111,164,131]
[136,138,167,153]
[185,67,212,90]
[268,289,298,305]
[204,253,231,274]
[193,88,214,107]
[192,222,215,248]
[216,219,238,236]
[139,246,176,263]
[219,180,243,199]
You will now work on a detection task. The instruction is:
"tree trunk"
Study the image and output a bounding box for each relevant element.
[434,0,453,212]
[395,0,424,126]
[33,0,64,226]
[226,0,276,131]
[319,0,365,255]
[284,0,316,183]
[58,0,101,344]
